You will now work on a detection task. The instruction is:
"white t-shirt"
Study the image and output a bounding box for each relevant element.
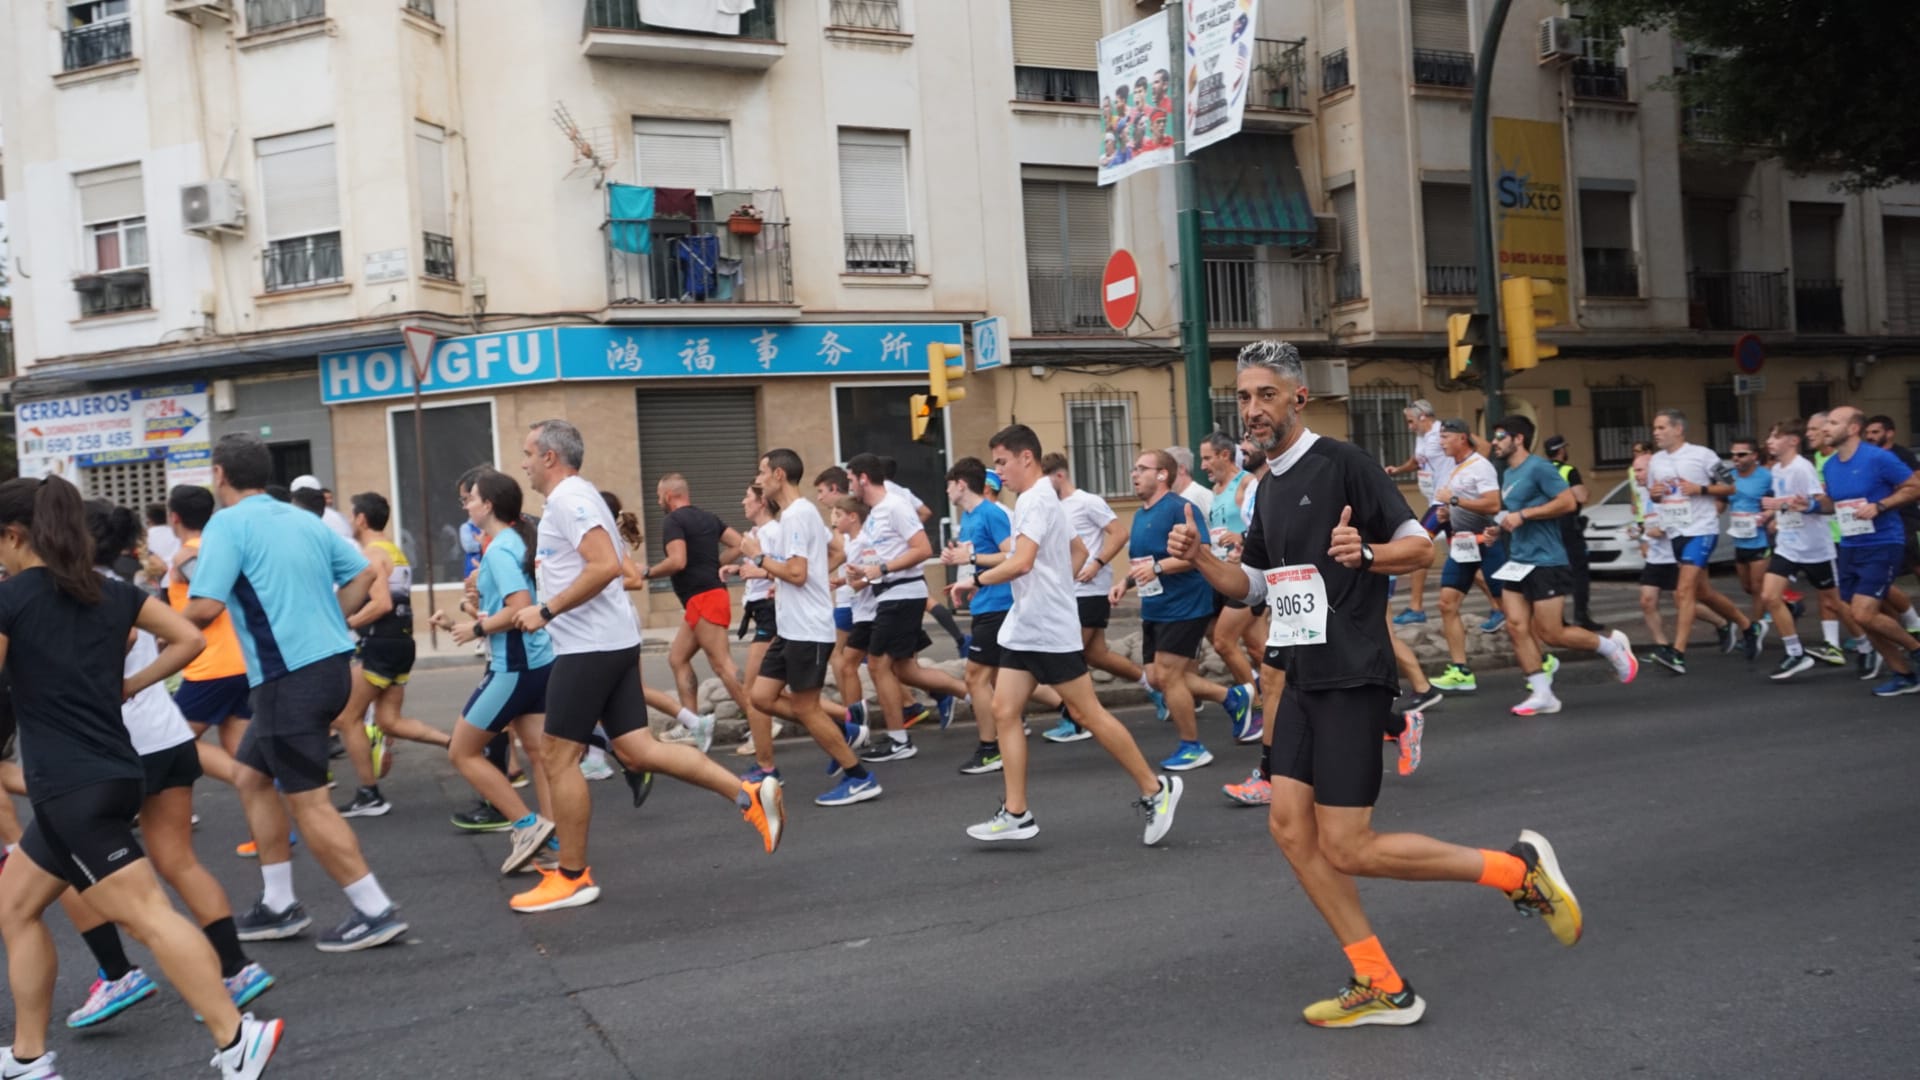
[1440,453,1500,533]
[847,516,881,623]
[998,483,1085,654]
[773,499,835,643]
[744,520,781,603]
[1413,425,1448,505]
[1770,456,1836,565]
[536,474,641,655]
[862,491,929,603]
[145,525,181,564]
[101,571,193,756]
[1060,489,1117,597]
[322,506,356,543]
[1180,480,1214,521]
[884,479,926,515]
[1649,443,1727,538]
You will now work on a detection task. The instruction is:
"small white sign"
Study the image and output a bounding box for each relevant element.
[1733,374,1767,396]
[972,316,1007,372]
[364,248,409,284]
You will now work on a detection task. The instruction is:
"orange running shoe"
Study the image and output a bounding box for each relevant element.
[742,778,784,853]
[510,868,601,913]
[236,841,257,858]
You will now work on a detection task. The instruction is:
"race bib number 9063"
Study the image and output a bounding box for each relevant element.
[1264,564,1329,648]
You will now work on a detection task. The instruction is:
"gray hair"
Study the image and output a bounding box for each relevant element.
[1655,408,1687,429]
[529,419,586,469]
[1163,445,1195,475]
[1405,399,1436,418]
[1203,431,1238,456]
[1235,340,1305,384]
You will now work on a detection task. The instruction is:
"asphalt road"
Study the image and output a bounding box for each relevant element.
[16,641,1919,1079]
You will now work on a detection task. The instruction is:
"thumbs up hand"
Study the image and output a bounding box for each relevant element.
[1328,505,1366,568]
[1166,502,1204,561]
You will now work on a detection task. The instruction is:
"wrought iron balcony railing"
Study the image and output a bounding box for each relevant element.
[263,233,345,292]
[1412,48,1473,89]
[1572,58,1628,100]
[1425,263,1477,296]
[605,218,794,306]
[246,0,326,33]
[586,0,777,40]
[423,233,456,282]
[1687,270,1788,331]
[62,20,132,71]
[828,0,898,32]
[1015,66,1099,105]
[1204,256,1326,331]
[1250,38,1308,111]
[1321,48,1350,94]
[75,271,150,317]
[1582,249,1640,298]
[1028,271,1117,335]
[844,233,914,275]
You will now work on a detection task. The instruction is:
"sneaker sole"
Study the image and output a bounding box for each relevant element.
[1042,731,1093,744]
[1307,995,1427,1027]
[339,803,392,819]
[815,783,883,807]
[236,915,312,942]
[501,819,558,876]
[1510,701,1562,716]
[1872,681,1920,697]
[316,920,410,953]
[1770,658,1816,681]
[968,823,1039,842]
[513,887,601,914]
[958,761,1004,775]
[1162,754,1214,771]
[67,983,157,1028]
[1518,829,1582,947]
[760,781,784,854]
[233,973,276,1010]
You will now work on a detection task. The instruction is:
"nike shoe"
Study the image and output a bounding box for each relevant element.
[1159,742,1214,771]
[1650,646,1685,675]
[367,722,389,780]
[815,773,882,806]
[1397,711,1424,777]
[1396,686,1443,713]
[512,869,601,913]
[213,1013,284,1080]
[827,719,871,777]
[1137,774,1183,846]
[1807,642,1848,666]
[1717,623,1739,654]
[1770,653,1816,681]
[234,899,311,942]
[935,694,956,730]
[1506,829,1583,946]
[1478,610,1506,634]
[743,778,784,853]
[1392,609,1427,625]
[0,1049,61,1080]
[1858,650,1884,681]
[1222,685,1253,735]
[451,800,512,832]
[1302,976,1427,1028]
[1605,629,1639,684]
[966,804,1038,842]
[65,968,156,1028]
[337,786,390,819]
[1510,689,1562,716]
[222,963,276,1011]
[1041,717,1090,743]
[502,815,557,876]
[1147,687,1169,723]
[1739,623,1762,660]
[1430,663,1476,692]
[1870,672,1920,697]
[317,906,409,953]
[1222,769,1271,806]
[860,737,918,763]
[958,746,1003,775]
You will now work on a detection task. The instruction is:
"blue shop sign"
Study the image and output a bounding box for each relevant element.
[320,329,560,405]
[558,323,964,380]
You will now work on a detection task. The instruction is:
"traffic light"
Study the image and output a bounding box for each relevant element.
[1501,276,1559,372]
[910,393,933,442]
[1446,312,1491,380]
[927,341,966,408]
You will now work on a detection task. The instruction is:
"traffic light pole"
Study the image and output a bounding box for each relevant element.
[1470,0,1514,434]
[1168,1,1214,452]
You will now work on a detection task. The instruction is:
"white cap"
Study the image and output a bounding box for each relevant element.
[289,475,324,492]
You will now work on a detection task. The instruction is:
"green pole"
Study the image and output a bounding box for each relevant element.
[1168,0,1214,452]
[1471,0,1515,434]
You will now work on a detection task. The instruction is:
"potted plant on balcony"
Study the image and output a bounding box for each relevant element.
[1253,57,1294,109]
[727,204,763,237]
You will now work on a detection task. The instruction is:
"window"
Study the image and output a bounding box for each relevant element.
[1331,184,1361,302]
[1703,383,1739,453]
[1347,386,1415,468]
[415,122,454,281]
[1212,389,1244,440]
[257,127,342,291]
[245,0,325,34]
[1796,381,1831,420]
[1022,171,1111,334]
[1320,0,1349,92]
[829,0,900,32]
[636,389,762,572]
[1885,216,1920,335]
[1590,387,1647,468]
[1790,202,1843,332]
[1908,382,1920,447]
[388,399,494,586]
[75,163,149,316]
[838,129,913,273]
[1011,0,1100,104]
[1065,392,1137,500]
[633,119,732,191]
[1410,0,1472,88]
[63,1,131,72]
[1580,188,1637,297]
[268,441,313,487]
[1572,11,1628,100]
[1420,182,1474,295]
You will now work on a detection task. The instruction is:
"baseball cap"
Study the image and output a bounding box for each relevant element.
[1543,434,1568,453]
[1438,418,1471,435]
[984,469,1003,494]
[289,475,324,492]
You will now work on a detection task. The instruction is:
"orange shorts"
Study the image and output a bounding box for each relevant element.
[684,587,732,629]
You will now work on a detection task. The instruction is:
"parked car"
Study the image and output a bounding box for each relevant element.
[1584,475,1736,575]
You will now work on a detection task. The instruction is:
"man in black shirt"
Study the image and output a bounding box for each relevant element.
[1169,340,1584,1030]
[640,474,753,751]
[1544,435,1602,631]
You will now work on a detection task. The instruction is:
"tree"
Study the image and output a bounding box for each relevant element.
[1583,0,1920,190]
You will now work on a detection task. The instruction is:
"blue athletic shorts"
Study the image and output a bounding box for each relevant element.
[173,674,254,726]
[1837,545,1903,603]
[1440,536,1507,595]
[462,665,553,734]
[833,606,854,633]
[1670,535,1715,568]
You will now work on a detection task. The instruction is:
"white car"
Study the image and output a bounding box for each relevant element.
[1583,476,1737,575]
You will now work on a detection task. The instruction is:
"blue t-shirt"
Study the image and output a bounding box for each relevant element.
[190,493,369,686]
[1729,466,1773,550]
[1131,493,1214,621]
[1500,455,1570,567]
[955,499,1014,616]
[1822,443,1915,548]
[479,529,554,672]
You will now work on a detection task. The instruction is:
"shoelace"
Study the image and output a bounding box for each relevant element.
[1133,793,1159,821]
[1336,979,1384,1009]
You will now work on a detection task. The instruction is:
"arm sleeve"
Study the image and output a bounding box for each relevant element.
[187,517,241,603]
[328,530,371,586]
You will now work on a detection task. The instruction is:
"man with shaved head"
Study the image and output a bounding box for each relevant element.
[1819,406,1920,695]
[639,473,752,746]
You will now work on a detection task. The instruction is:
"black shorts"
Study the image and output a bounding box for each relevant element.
[544,646,647,745]
[236,652,350,795]
[846,619,875,653]
[1638,562,1679,592]
[19,779,146,890]
[1519,564,1576,603]
[966,609,1009,668]
[744,598,777,644]
[174,674,254,726]
[1734,546,1771,564]
[760,637,832,693]
[1262,646,1293,672]
[1076,594,1111,630]
[1269,685,1394,809]
[870,597,934,660]
[1000,648,1089,687]
[141,741,203,796]
[357,634,417,688]
[1767,554,1837,591]
[1143,616,1210,661]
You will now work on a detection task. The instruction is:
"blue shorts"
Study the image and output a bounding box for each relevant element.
[1419,505,1443,536]
[1440,536,1507,595]
[1670,535,1716,568]
[173,674,254,726]
[462,665,552,734]
[833,606,855,633]
[1837,545,1903,603]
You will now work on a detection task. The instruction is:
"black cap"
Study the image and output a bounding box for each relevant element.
[1438,418,1471,435]
[1543,434,1568,453]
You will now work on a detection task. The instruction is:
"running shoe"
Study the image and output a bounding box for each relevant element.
[1771,653,1816,681]
[212,1014,284,1080]
[622,767,654,809]
[1650,646,1685,675]
[0,1049,60,1080]
[1396,686,1443,713]
[65,968,156,1028]
[1302,976,1426,1028]
[958,746,1003,774]
[1716,623,1738,654]
[1541,653,1560,677]
[1147,686,1169,723]
[1479,610,1506,634]
[1870,672,1920,697]
[223,963,276,1011]
[1232,708,1265,745]
[579,750,617,782]
[508,770,530,789]
[367,722,389,780]
[234,831,297,859]
[902,702,932,728]
[1041,717,1090,743]
[1807,642,1848,666]
[815,773,882,806]
[935,694,956,730]
[966,804,1039,842]
[1858,650,1884,681]
[846,700,867,730]
[743,777,784,854]
[451,800,512,832]
[1739,623,1762,660]
[1160,742,1214,771]
[1605,629,1639,684]
[502,815,557,876]
[1392,609,1427,625]
[684,713,716,754]
[1753,616,1773,653]
[1510,689,1562,716]
[337,786,390,819]
[1506,829,1583,946]
[743,764,782,784]
[1397,711,1424,777]
[512,869,601,913]
[317,906,408,953]
[1431,663,1477,692]
[1137,774,1183,846]
[1222,684,1253,736]
[234,900,311,943]
[1222,769,1271,806]
[827,719,870,777]
[860,737,918,763]
[734,720,785,756]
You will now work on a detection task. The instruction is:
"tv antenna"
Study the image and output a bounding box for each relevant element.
[552,101,616,185]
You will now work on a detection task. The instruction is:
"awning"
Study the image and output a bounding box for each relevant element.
[1194,133,1316,248]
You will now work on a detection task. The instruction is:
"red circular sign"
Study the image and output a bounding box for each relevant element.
[1101,249,1141,332]
[1734,334,1764,375]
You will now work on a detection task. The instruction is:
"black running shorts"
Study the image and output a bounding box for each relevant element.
[1637,562,1679,592]
[1268,685,1394,809]
[966,610,1009,669]
[141,741,202,796]
[1766,554,1837,591]
[1076,595,1111,630]
[999,648,1089,687]
[357,634,417,689]
[545,646,647,745]
[1143,616,1210,661]
[1520,564,1576,603]
[869,597,934,660]
[760,637,832,693]
[19,779,146,890]
[236,653,350,795]
[846,620,875,654]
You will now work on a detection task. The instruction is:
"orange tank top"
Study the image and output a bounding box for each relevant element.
[168,537,250,681]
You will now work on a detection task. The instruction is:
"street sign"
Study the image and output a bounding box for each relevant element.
[972,316,1007,371]
[403,325,439,382]
[1102,249,1140,332]
[1734,334,1765,375]
[1733,374,1766,396]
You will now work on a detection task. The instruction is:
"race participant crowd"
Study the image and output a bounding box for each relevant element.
[0,337,1914,1077]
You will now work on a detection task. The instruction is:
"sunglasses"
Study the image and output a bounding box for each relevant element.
[1493,431,1511,440]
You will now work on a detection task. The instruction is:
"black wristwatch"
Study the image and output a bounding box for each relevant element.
[538,603,555,622]
[1151,559,1164,575]
[1359,544,1376,571]
[472,621,486,639]
[752,554,767,568]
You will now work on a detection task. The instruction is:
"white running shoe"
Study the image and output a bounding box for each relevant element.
[213,1014,285,1080]
[966,805,1038,842]
[0,1048,61,1079]
[685,714,716,754]
[1606,629,1639,684]
[1139,774,1183,846]
[579,749,617,782]
[502,815,557,876]
[1510,689,1562,716]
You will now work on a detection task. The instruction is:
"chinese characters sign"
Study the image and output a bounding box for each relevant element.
[1098,11,1175,186]
[1493,117,1571,323]
[16,383,211,483]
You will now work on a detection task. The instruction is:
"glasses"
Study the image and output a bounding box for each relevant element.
[1130,464,1157,472]
[1731,451,1755,458]
[1492,431,1510,440]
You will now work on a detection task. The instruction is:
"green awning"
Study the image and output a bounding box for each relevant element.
[1194,133,1315,248]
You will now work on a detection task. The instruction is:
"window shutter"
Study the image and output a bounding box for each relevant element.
[1062,183,1110,270]
[76,163,144,223]
[1887,218,1920,335]
[1320,0,1348,54]
[1790,204,1839,281]
[634,389,763,568]
[1022,181,1065,273]
[414,122,449,236]
[1420,183,1474,264]
[1332,185,1360,272]
[1579,190,1633,250]
[1411,0,1470,52]
[633,121,732,191]
[1011,0,1100,71]
[838,131,909,235]
[257,128,339,239]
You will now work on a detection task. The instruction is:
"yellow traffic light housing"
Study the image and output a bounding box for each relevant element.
[1446,311,1491,380]
[1501,277,1559,372]
[910,394,933,442]
[927,342,966,408]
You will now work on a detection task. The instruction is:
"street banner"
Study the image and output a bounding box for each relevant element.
[1493,117,1571,323]
[1097,11,1174,186]
[15,383,210,482]
[1185,0,1259,154]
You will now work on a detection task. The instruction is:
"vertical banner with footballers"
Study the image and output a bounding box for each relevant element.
[1185,0,1259,154]
[1097,11,1175,185]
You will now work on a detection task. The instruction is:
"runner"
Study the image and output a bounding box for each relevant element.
[1384,399,1446,625]
[813,466,872,739]
[0,475,282,1078]
[880,456,970,659]
[1864,415,1920,582]
[510,420,782,912]
[1648,409,1761,669]
[1817,407,1920,695]
[641,474,755,750]
[1759,418,1855,680]
[1726,436,1776,637]
[1200,432,1266,739]
[289,474,353,542]
[1805,412,1869,671]
[1427,418,1505,697]
[722,484,786,770]
[184,434,409,953]
[1164,445,1214,520]
[1169,341,1583,1029]
[1488,416,1640,715]
[165,485,252,790]
[1631,451,1687,667]
[1541,436,1603,632]
[961,425,1181,845]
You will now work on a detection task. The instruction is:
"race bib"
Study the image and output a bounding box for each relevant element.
[1263,565,1329,647]
[1728,512,1758,540]
[1417,469,1436,501]
[1657,497,1692,533]
[957,563,976,583]
[1491,560,1536,583]
[1448,531,1481,564]
[1209,528,1231,559]
[1131,557,1164,598]
[1777,509,1804,532]
[1835,500,1875,538]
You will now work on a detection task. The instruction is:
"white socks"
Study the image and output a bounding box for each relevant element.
[1902,609,1920,632]
[1595,635,1621,660]
[889,730,910,745]
[676,708,702,727]
[261,861,296,914]
[1783,634,1803,657]
[1526,672,1553,694]
[344,873,393,917]
[1823,619,1842,646]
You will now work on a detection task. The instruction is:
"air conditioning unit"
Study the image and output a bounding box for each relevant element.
[181,180,245,236]
[1304,358,1349,400]
[1539,17,1581,63]
[1298,213,1340,257]
[165,0,233,22]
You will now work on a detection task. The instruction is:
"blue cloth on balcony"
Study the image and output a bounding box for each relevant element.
[608,183,655,254]
[1194,134,1315,248]
[673,234,721,299]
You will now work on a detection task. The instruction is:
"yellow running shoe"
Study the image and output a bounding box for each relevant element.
[1507,829,1583,946]
[367,722,390,779]
[510,868,601,913]
[1302,976,1426,1028]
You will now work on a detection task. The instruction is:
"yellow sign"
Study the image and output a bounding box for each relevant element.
[1492,118,1570,323]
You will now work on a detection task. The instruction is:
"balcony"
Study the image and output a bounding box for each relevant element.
[1688,270,1788,331]
[828,0,898,32]
[844,233,914,275]
[263,233,345,293]
[1321,48,1350,94]
[1794,278,1845,333]
[1246,38,1310,126]
[74,270,151,317]
[1412,48,1473,89]
[1425,264,1476,297]
[1029,271,1116,335]
[583,0,782,69]
[1572,57,1628,101]
[1204,256,1326,333]
[62,20,132,72]
[1583,248,1640,298]
[605,218,794,309]
[246,0,326,33]
[1015,66,1099,106]
[423,233,456,282]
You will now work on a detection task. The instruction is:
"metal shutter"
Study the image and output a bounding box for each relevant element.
[415,122,449,236]
[1332,185,1360,273]
[1421,183,1474,264]
[76,163,143,224]
[1022,181,1066,274]
[1063,182,1110,270]
[1320,0,1347,54]
[1790,203,1839,281]
[1411,0,1470,53]
[257,128,339,239]
[1010,0,1100,71]
[634,120,732,191]
[634,388,762,568]
[838,131,910,235]
[1579,189,1633,249]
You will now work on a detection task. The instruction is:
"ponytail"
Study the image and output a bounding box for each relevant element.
[0,477,103,604]
[473,471,539,581]
[84,499,141,570]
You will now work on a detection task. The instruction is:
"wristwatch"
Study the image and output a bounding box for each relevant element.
[1359,544,1375,571]
[1151,559,1164,575]
[752,554,767,568]
[472,621,486,639]
[538,603,555,622]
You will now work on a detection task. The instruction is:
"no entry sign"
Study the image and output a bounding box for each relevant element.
[1102,249,1140,332]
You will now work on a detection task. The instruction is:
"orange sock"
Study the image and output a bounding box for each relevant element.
[1478,849,1527,892]
[1342,935,1404,994]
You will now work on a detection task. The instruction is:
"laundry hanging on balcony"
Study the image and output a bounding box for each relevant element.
[608,183,656,254]
[1194,134,1316,249]
[639,0,756,35]
[673,234,722,300]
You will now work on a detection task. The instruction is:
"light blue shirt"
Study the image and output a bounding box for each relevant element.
[479,529,554,672]
[190,494,368,686]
